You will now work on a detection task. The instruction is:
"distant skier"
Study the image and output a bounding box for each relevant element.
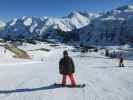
[119,53,124,67]
[4,48,7,54]
[59,50,76,86]
[105,49,109,57]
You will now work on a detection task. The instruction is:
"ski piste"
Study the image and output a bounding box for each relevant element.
[54,83,86,88]
[0,41,132,100]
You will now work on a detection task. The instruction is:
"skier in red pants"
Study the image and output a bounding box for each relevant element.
[59,50,76,86]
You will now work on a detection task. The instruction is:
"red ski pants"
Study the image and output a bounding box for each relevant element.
[62,74,76,86]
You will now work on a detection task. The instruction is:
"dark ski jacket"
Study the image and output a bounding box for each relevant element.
[59,56,75,75]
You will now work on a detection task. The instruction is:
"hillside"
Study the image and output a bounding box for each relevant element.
[0,43,132,100]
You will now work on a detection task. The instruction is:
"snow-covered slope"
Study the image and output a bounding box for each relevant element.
[0,43,132,100]
[78,5,133,45]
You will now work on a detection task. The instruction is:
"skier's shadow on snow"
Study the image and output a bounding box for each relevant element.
[0,84,61,94]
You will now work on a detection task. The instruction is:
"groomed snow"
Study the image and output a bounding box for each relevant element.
[0,43,132,100]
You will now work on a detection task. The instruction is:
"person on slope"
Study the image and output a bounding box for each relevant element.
[59,50,76,86]
[119,52,124,67]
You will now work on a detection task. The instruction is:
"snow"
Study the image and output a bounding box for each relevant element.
[43,17,72,32]
[101,16,124,21]
[23,18,32,26]
[128,5,133,9]
[117,5,133,12]
[10,18,18,26]
[68,11,91,29]
[0,43,132,100]
[0,20,6,28]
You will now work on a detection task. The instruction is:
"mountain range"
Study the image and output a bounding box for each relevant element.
[0,12,99,40]
[0,5,133,45]
[78,5,133,45]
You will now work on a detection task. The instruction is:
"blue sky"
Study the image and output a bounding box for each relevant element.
[0,0,132,21]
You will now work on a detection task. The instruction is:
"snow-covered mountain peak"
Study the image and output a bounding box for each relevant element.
[0,20,6,28]
[10,18,18,26]
[64,11,100,29]
[23,17,33,26]
[40,16,48,21]
[22,16,27,20]
[67,11,100,19]
[117,5,133,11]
[2,10,98,38]
[67,11,82,18]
